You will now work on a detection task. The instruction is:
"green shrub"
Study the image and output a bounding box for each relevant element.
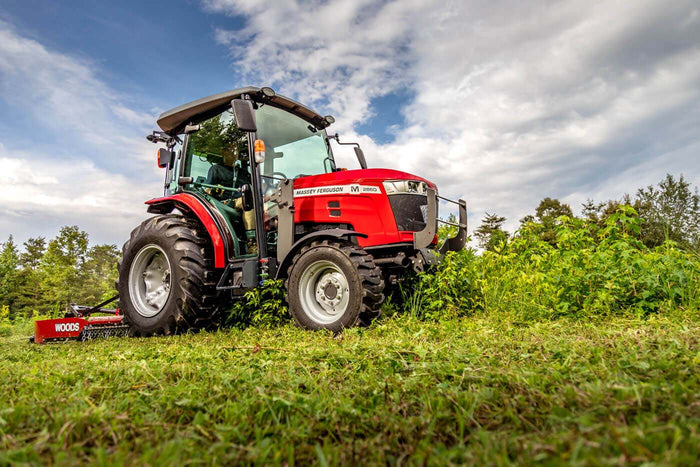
[512,206,699,318]
[417,206,700,322]
[418,248,483,320]
[0,305,14,335]
[223,279,289,329]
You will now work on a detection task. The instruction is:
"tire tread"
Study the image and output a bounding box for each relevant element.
[116,214,225,336]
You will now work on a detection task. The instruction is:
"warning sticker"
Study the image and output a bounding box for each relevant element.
[293,184,381,197]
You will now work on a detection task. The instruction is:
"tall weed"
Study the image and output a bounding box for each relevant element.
[419,248,483,320]
[415,206,700,322]
[224,280,289,328]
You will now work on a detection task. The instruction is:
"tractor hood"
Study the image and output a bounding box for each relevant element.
[293,168,437,191]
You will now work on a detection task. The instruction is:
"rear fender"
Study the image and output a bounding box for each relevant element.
[145,193,228,268]
[275,229,368,279]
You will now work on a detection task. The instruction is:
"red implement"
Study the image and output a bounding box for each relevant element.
[31,295,129,343]
[33,315,125,343]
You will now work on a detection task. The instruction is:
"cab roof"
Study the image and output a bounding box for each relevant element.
[156,86,330,134]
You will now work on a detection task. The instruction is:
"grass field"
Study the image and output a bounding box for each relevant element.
[1,314,698,465]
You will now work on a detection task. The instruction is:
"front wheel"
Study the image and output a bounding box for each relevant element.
[286,240,384,332]
[116,214,225,336]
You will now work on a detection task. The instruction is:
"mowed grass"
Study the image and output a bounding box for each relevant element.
[1,315,698,465]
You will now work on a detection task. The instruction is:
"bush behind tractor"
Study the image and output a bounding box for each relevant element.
[32,86,466,341]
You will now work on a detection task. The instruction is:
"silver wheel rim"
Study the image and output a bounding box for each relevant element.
[128,244,172,318]
[298,260,350,325]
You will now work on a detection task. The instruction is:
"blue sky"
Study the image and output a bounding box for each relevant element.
[1,0,699,247]
[2,0,242,103]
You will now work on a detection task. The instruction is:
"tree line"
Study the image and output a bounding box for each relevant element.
[475,174,699,253]
[0,226,119,319]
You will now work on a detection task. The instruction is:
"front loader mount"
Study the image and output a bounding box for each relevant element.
[31,295,129,343]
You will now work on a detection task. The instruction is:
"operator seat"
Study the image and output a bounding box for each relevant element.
[206,163,234,189]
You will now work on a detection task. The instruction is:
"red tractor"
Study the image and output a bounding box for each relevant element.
[114,86,466,334]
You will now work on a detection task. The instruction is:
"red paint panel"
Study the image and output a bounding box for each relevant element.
[33,316,125,343]
[293,169,437,248]
[34,318,87,343]
[146,193,226,268]
[294,189,401,247]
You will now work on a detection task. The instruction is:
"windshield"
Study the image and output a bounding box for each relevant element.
[255,104,335,179]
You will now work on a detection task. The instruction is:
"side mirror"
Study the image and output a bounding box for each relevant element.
[157,148,175,168]
[354,147,368,170]
[327,133,368,170]
[241,184,254,211]
[231,99,257,132]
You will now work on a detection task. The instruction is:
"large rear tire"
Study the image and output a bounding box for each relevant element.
[286,240,384,332]
[116,214,225,336]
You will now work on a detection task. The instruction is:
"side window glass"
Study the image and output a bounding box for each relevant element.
[184,111,251,195]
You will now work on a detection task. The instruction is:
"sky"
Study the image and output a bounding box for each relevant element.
[0,0,698,248]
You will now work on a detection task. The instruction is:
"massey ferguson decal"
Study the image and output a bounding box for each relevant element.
[55,322,81,333]
[294,184,381,197]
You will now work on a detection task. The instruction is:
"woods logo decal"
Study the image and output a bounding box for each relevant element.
[55,322,80,333]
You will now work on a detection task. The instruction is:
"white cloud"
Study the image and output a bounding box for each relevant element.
[0,21,162,245]
[0,151,155,246]
[0,20,154,154]
[204,0,425,131]
[206,0,700,236]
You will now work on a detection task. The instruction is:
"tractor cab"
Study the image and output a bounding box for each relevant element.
[157,87,340,263]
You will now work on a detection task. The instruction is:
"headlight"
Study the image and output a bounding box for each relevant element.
[382,180,428,195]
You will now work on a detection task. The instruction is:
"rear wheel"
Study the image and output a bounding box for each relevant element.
[128,244,171,318]
[286,240,384,332]
[116,214,226,336]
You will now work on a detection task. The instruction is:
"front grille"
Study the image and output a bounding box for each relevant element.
[389,194,429,231]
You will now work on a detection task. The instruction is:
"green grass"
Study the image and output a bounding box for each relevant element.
[1,314,698,465]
